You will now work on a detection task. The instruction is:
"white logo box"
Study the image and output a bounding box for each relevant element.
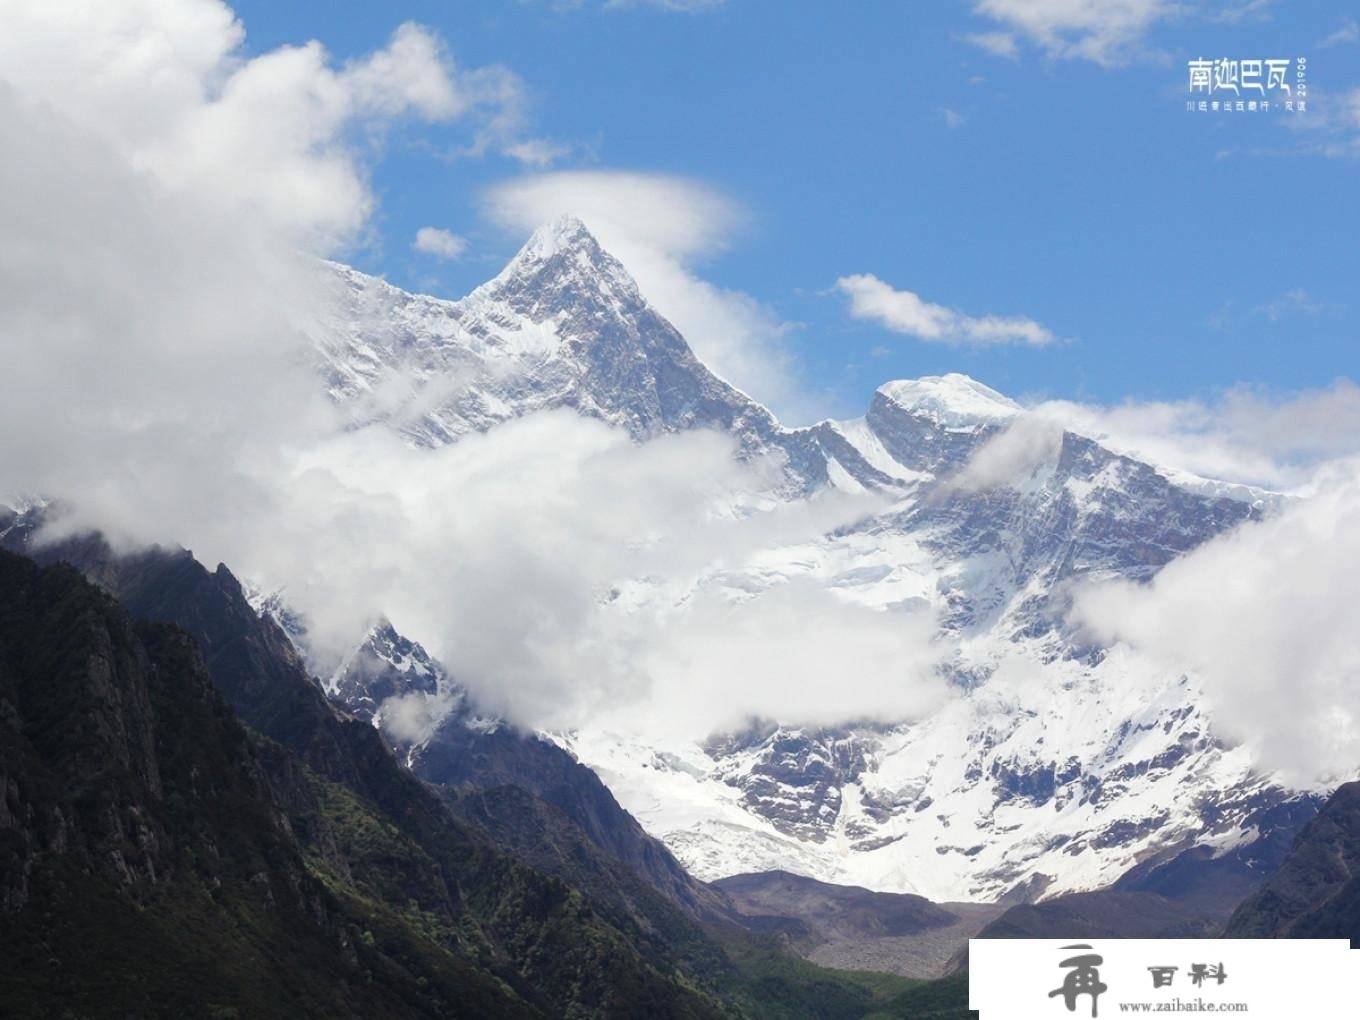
[969,938,1356,1019]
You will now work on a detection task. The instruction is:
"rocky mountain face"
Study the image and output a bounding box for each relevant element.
[330,621,444,727]
[295,217,1315,907]
[1225,781,1360,942]
[957,795,1324,951]
[413,715,739,926]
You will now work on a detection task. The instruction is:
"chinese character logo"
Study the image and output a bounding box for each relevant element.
[1050,944,1108,1018]
[1185,57,1305,113]
[1147,960,1230,990]
[1190,963,1228,987]
[1148,966,1178,988]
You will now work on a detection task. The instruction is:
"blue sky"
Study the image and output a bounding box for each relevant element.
[234,0,1356,422]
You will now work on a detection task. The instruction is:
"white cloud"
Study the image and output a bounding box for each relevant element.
[502,137,574,167]
[969,0,1177,65]
[940,107,967,129]
[616,579,947,742]
[0,0,542,554]
[963,31,1020,59]
[1255,287,1322,322]
[340,21,465,119]
[413,226,469,260]
[0,77,335,562]
[1030,381,1360,491]
[944,415,1065,492]
[484,170,827,424]
[1281,87,1360,159]
[236,413,941,740]
[1072,458,1360,783]
[1211,0,1274,26]
[836,273,1055,347]
[0,1,540,250]
[485,170,741,258]
[1319,17,1359,49]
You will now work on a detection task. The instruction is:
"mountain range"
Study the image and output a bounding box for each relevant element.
[3,216,1355,1016]
[293,217,1321,906]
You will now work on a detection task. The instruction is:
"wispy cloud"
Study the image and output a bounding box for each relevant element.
[502,137,575,166]
[835,274,1055,347]
[547,0,725,11]
[1255,287,1323,322]
[606,0,724,9]
[968,0,1178,66]
[1211,0,1274,26]
[1283,87,1360,158]
[1319,16,1359,49]
[962,31,1020,60]
[1217,87,1360,161]
[939,106,967,129]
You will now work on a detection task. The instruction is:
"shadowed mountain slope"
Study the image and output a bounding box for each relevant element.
[1226,781,1360,944]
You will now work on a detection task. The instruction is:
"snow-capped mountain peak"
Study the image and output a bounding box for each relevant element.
[506,214,611,269]
[310,219,816,479]
[876,373,1022,430]
[468,214,645,320]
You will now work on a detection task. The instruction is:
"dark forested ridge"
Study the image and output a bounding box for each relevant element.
[0,547,724,1017]
[0,533,972,1018]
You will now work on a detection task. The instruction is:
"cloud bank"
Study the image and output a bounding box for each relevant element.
[0,1,536,251]
[271,417,944,740]
[1031,380,1360,491]
[0,4,947,743]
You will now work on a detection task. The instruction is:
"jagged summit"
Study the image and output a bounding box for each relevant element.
[312,214,796,458]
[473,214,644,315]
[876,373,1022,429]
[517,214,598,260]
